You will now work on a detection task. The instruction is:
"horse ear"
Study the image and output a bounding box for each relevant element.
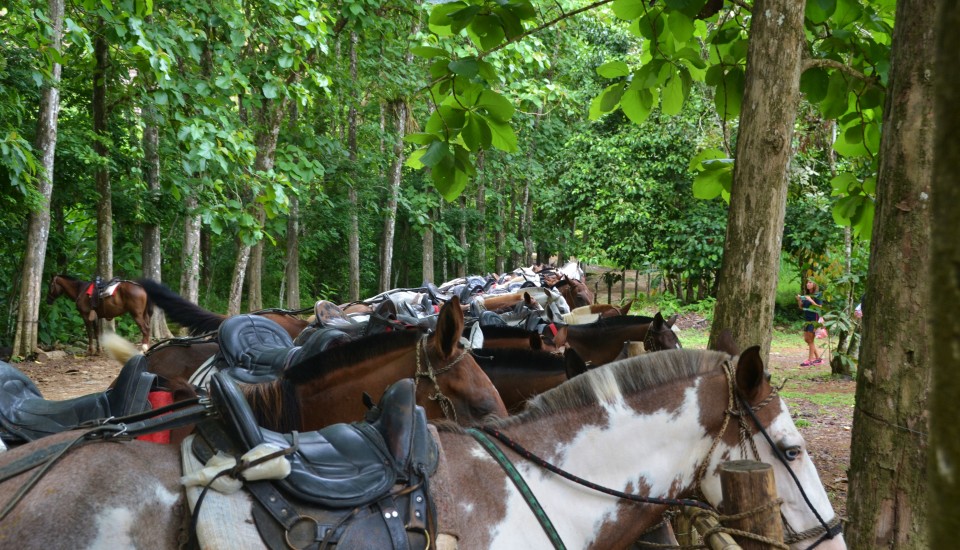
[735,345,767,402]
[652,311,665,328]
[620,299,633,315]
[523,292,536,307]
[666,314,679,328]
[435,296,464,359]
[712,329,741,355]
[551,324,568,347]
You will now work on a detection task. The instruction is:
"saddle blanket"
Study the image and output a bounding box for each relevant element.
[85,281,121,298]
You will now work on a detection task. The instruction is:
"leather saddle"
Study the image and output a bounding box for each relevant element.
[0,355,155,443]
[194,373,438,549]
[216,315,350,384]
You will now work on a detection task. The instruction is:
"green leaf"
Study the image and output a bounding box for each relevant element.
[689,148,728,170]
[262,82,278,99]
[831,0,862,27]
[800,67,830,103]
[665,0,708,18]
[597,61,630,79]
[601,82,626,112]
[806,0,837,24]
[693,166,730,200]
[482,116,518,152]
[477,90,514,122]
[403,133,440,146]
[466,15,505,50]
[612,0,644,20]
[411,46,449,59]
[637,10,666,40]
[829,173,859,195]
[449,58,479,78]
[406,148,426,169]
[820,71,850,119]
[667,11,695,44]
[428,2,467,36]
[476,60,497,82]
[460,112,491,151]
[661,72,685,115]
[714,68,744,119]
[620,88,655,124]
[420,140,449,168]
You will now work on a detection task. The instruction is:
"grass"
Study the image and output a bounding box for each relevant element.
[780,390,855,408]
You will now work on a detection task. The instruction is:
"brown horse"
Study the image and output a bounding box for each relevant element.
[553,312,681,366]
[137,278,309,339]
[46,275,152,355]
[107,296,508,430]
[472,347,587,413]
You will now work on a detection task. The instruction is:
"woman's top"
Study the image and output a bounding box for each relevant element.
[800,294,822,322]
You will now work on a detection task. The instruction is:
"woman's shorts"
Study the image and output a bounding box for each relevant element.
[804,323,815,333]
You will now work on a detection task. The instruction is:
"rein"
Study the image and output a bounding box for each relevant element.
[413,335,468,422]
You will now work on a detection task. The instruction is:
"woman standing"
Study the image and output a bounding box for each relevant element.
[796,280,823,366]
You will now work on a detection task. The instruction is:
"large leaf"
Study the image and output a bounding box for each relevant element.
[597,60,630,79]
[589,82,626,120]
[460,112,491,151]
[800,67,830,103]
[693,160,733,201]
[806,0,837,24]
[831,0,862,27]
[428,2,467,36]
[612,0,644,20]
[713,67,744,119]
[411,46,449,59]
[449,58,479,79]
[667,11,695,44]
[476,89,514,122]
[620,88,655,125]
[482,115,518,152]
[420,141,449,168]
[661,72,685,115]
[466,15,506,50]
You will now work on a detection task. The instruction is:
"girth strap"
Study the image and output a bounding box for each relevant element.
[466,428,566,550]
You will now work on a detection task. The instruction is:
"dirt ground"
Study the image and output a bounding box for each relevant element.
[12,325,854,521]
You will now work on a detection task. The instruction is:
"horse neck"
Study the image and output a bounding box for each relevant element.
[55,277,83,300]
[292,345,417,429]
[433,370,732,547]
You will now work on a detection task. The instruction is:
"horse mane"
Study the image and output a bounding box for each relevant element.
[240,379,301,433]
[471,347,565,372]
[283,329,422,384]
[573,314,656,329]
[478,325,537,338]
[136,278,225,335]
[437,349,729,432]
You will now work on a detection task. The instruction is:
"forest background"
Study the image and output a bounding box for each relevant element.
[2,0,958,548]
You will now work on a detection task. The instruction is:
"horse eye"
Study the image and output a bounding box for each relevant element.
[782,445,802,461]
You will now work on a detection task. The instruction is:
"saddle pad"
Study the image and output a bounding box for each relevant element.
[181,434,264,550]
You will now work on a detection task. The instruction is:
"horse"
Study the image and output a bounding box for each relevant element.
[137,278,309,339]
[553,311,681,366]
[106,296,508,431]
[46,274,152,354]
[472,347,588,413]
[0,348,845,550]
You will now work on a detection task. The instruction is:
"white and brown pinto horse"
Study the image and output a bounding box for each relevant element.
[0,348,843,550]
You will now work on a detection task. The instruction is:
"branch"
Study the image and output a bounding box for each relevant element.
[479,0,615,60]
[802,57,884,89]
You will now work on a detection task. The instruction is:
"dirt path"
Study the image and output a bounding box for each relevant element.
[12,334,854,519]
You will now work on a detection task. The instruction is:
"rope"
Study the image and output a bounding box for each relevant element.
[413,335,465,422]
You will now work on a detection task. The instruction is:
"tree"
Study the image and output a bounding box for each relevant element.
[930,2,960,541]
[12,0,64,359]
[846,0,936,547]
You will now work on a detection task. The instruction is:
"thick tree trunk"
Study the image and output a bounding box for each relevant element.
[285,194,300,309]
[381,99,407,292]
[930,2,960,541]
[93,28,112,282]
[180,194,201,304]
[347,31,360,301]
[12,0,64,359]
[141,101,172,339]
[707,0,805,360]
[846,1,935,547]
[227,242,251,315]
[247,205,265,311]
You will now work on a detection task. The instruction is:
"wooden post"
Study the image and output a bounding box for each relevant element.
[684,507,741,550]
[719,460,784,549]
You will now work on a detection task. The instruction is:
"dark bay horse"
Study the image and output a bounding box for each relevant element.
[0,348,845,550]
[137,278,309,339]
[106,296,508,430]
[553,312,681,366]
[46,275,152,354]
[472,347,587,413]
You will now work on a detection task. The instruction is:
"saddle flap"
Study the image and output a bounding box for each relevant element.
[208,372,398,508]
[368,378,439,477]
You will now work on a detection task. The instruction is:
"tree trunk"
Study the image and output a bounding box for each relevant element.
[458,195,468,277]
[381,99,407,292]
[141,100,172,339]
[495,177,506,274]
[247,205,265,311]
[707,0,805,360]
[846,1,935,547]
[227,241,251,315]
[180,194,201,304]
[93,27,112,282]
[285,194,300,309]
[930,2,960,540]
[422,208,434,284]
[12,0,64,359]
[476,150,486,273]
[347,31,360,301]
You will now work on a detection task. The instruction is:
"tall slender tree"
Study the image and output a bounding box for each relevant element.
[847,0,936,546]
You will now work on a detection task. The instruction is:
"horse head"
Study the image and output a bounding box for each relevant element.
[643,312,682,351]
[45,275,65,304]
[425,296,508,424]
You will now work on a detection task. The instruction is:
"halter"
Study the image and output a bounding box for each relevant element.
[469,359,841,550]
[641,324,671,352]
[413,335,468,422]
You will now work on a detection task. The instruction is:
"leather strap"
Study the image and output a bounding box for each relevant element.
[375,494,411,550]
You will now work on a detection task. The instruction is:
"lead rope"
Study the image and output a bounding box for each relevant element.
[413,335,464,423]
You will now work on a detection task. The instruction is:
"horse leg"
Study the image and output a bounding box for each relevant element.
[135,311,152,352]
[84,319,96,355]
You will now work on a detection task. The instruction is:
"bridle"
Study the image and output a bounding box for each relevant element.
[469,359,842,550]
[641,324,674,352]
[413,334,469,422]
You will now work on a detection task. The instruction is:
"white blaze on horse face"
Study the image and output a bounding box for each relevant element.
[485,381,715,549]
[759,404,847,550]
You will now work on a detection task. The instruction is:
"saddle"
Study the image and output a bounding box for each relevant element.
[0,355,155,443]
[192,373,438,549]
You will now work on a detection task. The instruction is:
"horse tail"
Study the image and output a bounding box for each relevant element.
[136,278,226,335]
[102,331,140,364]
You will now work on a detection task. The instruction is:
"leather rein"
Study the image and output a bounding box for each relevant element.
[468,360,842,550]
